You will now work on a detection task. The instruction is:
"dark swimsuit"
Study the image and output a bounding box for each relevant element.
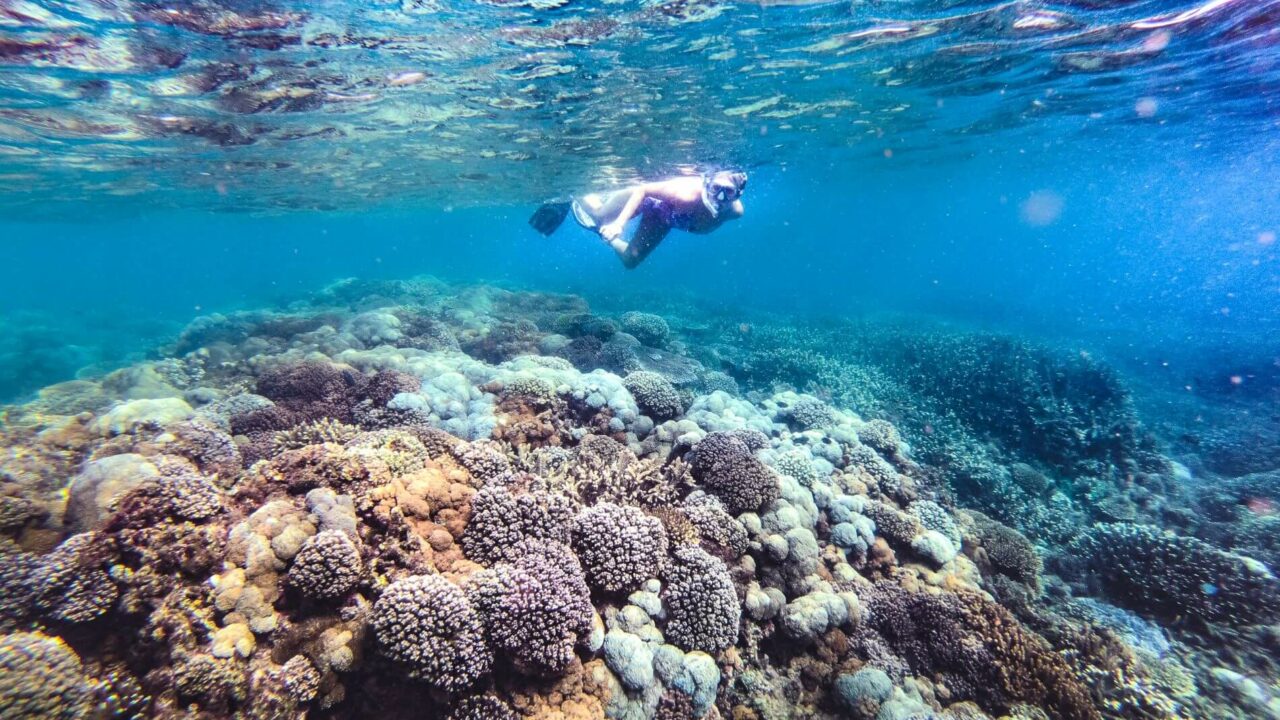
[641,196,698,231]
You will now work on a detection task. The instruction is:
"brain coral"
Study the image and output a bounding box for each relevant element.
[1071,522,1280,626]
[661,546,741,653]
[0,631,94,719]
[461,482,575,565]
[571,503,669,594]
[288,530,362,600]
[624,371,685,421]
[688,432,781,514]
[372,575,493,691]
[466,539,594,676]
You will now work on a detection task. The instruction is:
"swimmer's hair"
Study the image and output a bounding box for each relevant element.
[708,170,748,192]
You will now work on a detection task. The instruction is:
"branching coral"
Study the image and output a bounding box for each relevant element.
[661,546,741,653]
[272,418,360,453]
[461,480,575,565]
[620,312,671,347]
[558,434,691,507]
[372,574,493,691]
[571,502,669,594]
[0,631,95,719]
[864,584,1099,720]
[1069,522,1280,626]
[466,539,593,676]
[288,530,362,600]
[688,431,780,514]
[450,694,518,720]
[624,371,686,421]
[965,511,1042,585]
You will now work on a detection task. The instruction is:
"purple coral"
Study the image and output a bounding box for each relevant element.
[466,539,593,676]
[661,546,741,653]
[461,482,575,565]
[571,503,669,594]
[1070,522,1280,626]
[688,432,781,514]
[288,530,362,600]
[372,575,493,691]
[623,371,685,421]
[0,631,94,719]
[449,695,517,720]
[36,533,118,624]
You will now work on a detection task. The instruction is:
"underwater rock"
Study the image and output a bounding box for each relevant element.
[65,452,160,532]
[93,397,194,435]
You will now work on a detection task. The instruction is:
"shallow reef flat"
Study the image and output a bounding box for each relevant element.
[0,277,1277,720]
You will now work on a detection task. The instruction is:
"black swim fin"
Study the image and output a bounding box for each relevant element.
[529,201,572,236]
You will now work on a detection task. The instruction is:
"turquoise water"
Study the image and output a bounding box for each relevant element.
[2,1,1279,718]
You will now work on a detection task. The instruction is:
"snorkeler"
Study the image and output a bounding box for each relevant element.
[529,171,748,269]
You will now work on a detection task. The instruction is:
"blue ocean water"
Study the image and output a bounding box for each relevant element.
[2,0,1279,717]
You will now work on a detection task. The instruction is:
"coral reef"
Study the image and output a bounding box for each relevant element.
[0,277,1273,720]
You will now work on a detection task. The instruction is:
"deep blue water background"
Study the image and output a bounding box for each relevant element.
[3,138,1276,405]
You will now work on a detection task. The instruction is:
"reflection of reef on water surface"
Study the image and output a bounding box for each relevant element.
[0,277,1276,719]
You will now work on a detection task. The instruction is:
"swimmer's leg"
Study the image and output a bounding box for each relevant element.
[573,189,632,229]
[615,210,671,269]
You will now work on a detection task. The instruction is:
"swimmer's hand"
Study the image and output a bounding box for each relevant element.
[600,222,624,244]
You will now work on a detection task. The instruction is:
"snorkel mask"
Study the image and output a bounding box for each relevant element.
[702,171,748,214]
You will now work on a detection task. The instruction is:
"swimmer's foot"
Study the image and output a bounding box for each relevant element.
[529,201,571,236]
[570,198,598,230]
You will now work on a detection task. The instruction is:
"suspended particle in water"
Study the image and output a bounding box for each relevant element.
[1019,191,1063,226]
[1259,231,1276,246]
[388,71,426,87]
[1136,97,1158,118]
[883,148,893,158]
[1143,30,1172,53]
[1247,497,1277,516]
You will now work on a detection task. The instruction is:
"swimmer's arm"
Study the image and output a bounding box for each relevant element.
[602,181,667,240]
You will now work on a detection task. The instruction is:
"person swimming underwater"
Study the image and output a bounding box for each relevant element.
[529,171,748,269]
